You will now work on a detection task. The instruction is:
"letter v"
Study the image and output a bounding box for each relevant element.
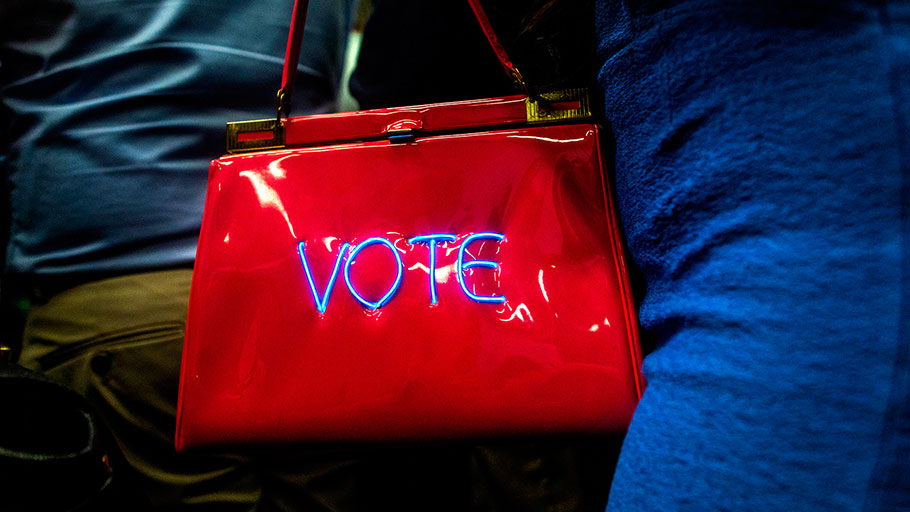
[297,241,350,313]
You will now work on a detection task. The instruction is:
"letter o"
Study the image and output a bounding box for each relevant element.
[343,237,404,309]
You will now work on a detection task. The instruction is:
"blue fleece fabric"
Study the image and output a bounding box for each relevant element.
[597,1,909,510]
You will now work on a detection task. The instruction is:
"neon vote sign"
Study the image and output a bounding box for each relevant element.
[297,232,505,312]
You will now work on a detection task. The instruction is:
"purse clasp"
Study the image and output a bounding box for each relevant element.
[226,119,285,154]
[525,88,592,124]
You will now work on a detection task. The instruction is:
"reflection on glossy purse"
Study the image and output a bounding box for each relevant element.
[175,0,644,450]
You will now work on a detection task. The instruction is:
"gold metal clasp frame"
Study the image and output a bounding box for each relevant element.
[226,119,285,154]
[226,88,592,153]
[525,88,592,124]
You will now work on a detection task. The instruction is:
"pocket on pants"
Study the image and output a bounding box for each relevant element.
[36,321,187,437]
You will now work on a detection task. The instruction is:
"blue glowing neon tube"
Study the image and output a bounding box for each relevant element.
[343,237,404,309]
[298,241,350,313]
[407,234,456,304]
[456,232,506,303]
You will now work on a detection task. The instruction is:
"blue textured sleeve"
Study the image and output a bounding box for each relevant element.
[597,1,910,510]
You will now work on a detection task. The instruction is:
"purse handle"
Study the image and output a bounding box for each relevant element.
[276,0,526,120]
[465,0,526,90]
[277,0,310,119]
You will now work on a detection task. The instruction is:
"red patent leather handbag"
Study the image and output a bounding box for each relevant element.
[175,0,644,451]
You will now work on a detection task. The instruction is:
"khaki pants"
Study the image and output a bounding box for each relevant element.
[19,269,618,510]
[20,270,263,508]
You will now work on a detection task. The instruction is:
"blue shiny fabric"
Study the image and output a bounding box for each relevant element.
[1,0,352,275]
[597,1,909,510]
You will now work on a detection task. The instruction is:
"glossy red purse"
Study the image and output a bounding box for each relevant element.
[175,0,643,451]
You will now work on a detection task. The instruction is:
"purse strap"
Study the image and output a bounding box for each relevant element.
[277,0,310,119]
[276,0,526,120]
[465,0,526,91]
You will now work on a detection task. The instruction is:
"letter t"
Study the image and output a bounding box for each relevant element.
[407,234,457,304]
